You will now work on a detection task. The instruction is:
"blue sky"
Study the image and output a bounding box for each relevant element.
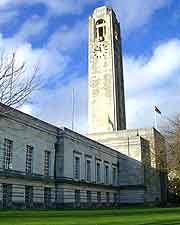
[0,0,179,133]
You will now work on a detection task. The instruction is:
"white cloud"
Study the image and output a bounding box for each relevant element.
[19,38,180,133]
[21,76,88,134]
[0,0,172,34]
[20,104,33,115]
[107,0,171,32]
[124,39,180,95]
[0,10,18,24]
[124,39,180,129]
[0,0,97,16]
[48,20,87,52]
[0,1,177,133]
[15,15,49,42]
[0,34,69,83]
[126,84,180,130]
[0,0,12,7]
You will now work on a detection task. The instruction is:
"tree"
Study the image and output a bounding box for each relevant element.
[0,52,38,108]
[163,114,180,197]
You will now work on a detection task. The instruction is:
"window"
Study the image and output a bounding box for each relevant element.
[75,190,80,205]
[104,165,109,184]
[97,192,101,203]
[3,139,13,170]
[44,151,51,176]
[96,19,106,41]
[74,156,80,180]
[86,159,91,182]
[87,191,91,203]
[44,187,51,207]
[113,193,118,203]
[112,167,116,185]
[26,145,33,174]
[2,184,12,208]
[96,162,101,183]
[106,192,110,203]
[99,27,104,38]
[25,186,33,208]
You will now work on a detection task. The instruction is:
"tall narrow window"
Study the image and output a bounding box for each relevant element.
[113,167,116,185]
[106,192,110,203]
[26,145,33,174]
[96,19,106,41]
[87,190,91,203]
[104,165,109,184]
[99,27,104,38]
[44,151,51,176]
[75,190,80,205]
[3,139,13,170]
[96,162,101,183]
[86,159,91,182]
[2,184,12,208]
[25,186,33,208]
[114,193,118,203]
[97,192,101,203]
[44,187,51,208]
[74,156,80,180]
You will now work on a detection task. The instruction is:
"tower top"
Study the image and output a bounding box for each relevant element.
[90,6,117,20]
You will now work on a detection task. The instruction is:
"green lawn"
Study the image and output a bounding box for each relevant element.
[1,207,180,225]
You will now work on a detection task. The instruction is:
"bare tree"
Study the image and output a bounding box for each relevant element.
[0,51,38,108]
[163,114,180,196]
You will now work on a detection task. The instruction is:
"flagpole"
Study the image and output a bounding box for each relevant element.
[154,109,157,130]
[154,106,162,130]
[72,88,75,131]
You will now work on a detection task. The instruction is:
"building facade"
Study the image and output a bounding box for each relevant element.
[0,6,167,208]
[0,103,167,208]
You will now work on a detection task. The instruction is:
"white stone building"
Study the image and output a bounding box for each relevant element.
[0,6,167,208]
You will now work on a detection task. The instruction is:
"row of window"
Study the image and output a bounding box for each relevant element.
[74,154,117,185]
[2,184,118,207]
[2,184,51,208]
[75,190,119,204]
[3,138,51,176]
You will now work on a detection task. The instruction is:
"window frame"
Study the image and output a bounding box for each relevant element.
[86,158,92,182]
[75,189,80,204]
[96,161,101,183]
[97,191,101,203]
[44,187,51,207]
[87,190,92,203]
[104,164,109,185]
[44,151,51,176]
[26,145,33,174]
[2,183,12,208]
[106,192,110,203]
[25,185,33,208]
[112,167,117,185]
[74,155,81,180]
[3,139,13,170]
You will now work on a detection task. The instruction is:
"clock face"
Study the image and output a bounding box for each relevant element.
[93,42,108,59]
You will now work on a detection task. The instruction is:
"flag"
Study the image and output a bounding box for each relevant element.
[155,106,161,115]
[108,115,114,130]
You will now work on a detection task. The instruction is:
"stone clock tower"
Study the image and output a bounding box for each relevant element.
[88,6,126,133]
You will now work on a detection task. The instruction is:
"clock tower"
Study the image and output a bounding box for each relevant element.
[88,6,126,133]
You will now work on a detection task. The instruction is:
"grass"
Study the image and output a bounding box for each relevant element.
[0,207,180,225]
